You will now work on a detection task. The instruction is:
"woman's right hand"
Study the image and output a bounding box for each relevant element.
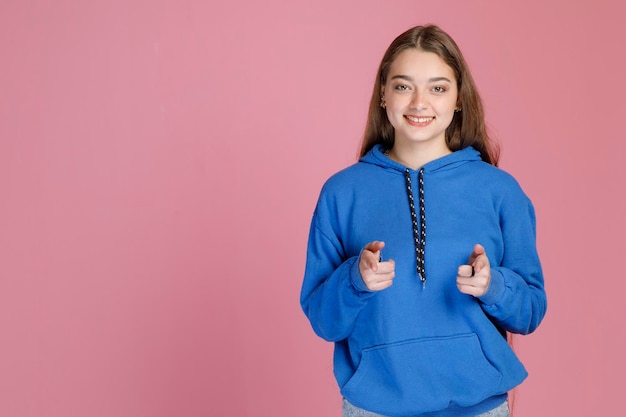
[359,241,395,291]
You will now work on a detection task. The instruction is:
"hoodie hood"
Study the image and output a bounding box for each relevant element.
[360,143,483,174]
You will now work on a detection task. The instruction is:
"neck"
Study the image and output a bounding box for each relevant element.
[387,141,451,170]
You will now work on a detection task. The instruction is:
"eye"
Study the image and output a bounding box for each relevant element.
[394,84,410,91]
[431,86,447,93]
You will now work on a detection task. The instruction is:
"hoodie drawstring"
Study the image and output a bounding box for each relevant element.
[404,168,426,286]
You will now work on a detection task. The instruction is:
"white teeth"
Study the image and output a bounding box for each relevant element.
[406,115,433,123]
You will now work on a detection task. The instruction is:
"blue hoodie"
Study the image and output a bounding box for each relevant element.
[301,145,547,417]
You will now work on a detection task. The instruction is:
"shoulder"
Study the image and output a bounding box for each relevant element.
[320,161,380,194]
[313,160,390,227]
[471,161,525,190]
[460,162,533,211]
[320,145,396,193]
[487,167,536,220]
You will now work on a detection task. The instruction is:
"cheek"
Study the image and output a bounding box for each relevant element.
[440,109,456,124]
[384,104,404,127]
[437,100,458,117]
[435,103,456,127]
[385,97,407,115]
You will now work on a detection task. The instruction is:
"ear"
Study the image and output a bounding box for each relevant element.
[379,86,387,109]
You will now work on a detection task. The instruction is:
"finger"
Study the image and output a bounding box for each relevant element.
[457,270,489,291]
[369,279,394,291]
[374,272,395,284]
[457,264,474,278]
[457,278,488,297]
[457,282,481,297]
[362,241,386,271]
[362,268,395,291]
[468,243,485,263]
[457,276,481,287]
[365,262,395,285]
[369,272,395,290]
[361,251,379,272]
[376,259,395,274]
[364,240,385,253]
[473,259,485,274]
[472,255,490,275]
[364,258,394,279]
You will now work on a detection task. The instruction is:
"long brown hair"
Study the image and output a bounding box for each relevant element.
[359,25,500,166]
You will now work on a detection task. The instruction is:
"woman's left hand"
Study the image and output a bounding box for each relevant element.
[457,243,491,297]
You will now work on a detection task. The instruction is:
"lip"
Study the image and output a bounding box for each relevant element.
[404,115,434,126]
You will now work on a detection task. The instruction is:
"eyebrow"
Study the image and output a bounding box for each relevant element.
[390,75,453,83]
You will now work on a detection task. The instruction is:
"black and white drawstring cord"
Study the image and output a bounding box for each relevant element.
[404,168,426,287]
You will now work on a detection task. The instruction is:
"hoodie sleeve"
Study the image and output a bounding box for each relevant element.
[478,191,547,335]
[300,208,376,342]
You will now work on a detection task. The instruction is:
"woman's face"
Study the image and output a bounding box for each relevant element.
[382,48,458,149]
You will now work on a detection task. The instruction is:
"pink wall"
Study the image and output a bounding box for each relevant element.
[1,1,624,416]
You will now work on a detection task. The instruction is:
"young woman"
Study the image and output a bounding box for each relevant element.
[300,25,547,417]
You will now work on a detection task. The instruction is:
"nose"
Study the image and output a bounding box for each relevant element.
[409,90,426,110]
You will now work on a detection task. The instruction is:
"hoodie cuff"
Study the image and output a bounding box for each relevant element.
[349,256,375,294]
[479,268,505,306]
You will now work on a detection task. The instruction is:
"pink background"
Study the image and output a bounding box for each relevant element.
[1,1,624,416]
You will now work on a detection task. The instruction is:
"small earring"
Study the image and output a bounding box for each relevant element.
[454,107,462,112]
[380,97,386,108]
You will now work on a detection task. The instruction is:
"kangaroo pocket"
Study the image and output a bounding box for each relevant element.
[341,333,503,415]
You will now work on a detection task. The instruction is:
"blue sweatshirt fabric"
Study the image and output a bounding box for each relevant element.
[301,145,547,417]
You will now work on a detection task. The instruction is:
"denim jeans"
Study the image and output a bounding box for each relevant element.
[342,398,510,417]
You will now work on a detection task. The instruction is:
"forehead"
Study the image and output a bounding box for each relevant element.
[387,48,456,82]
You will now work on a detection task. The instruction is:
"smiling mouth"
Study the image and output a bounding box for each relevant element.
[405,115,434,123]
